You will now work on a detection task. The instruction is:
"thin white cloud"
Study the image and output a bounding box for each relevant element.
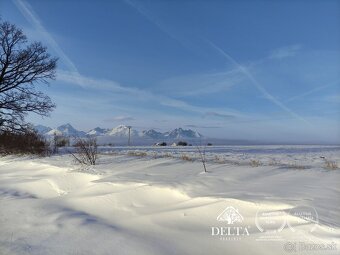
[12,0,242,120]
[123,0,309,125]
[104,116,135,122]
[185,124,221,129]
[13,0,279,126]
[206,40,309,124]
[13,0,79,75]
[57,70,130,93]
[203,112,236,120]
[286,80,339,102]
[269,44,302,60]
[58,70,244,119]
[158,69,244,96]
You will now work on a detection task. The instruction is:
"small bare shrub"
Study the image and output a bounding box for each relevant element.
[71,137,98,165]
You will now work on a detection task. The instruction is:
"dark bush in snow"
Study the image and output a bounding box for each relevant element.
[0,129,50,155]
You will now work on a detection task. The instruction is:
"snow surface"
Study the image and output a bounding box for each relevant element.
[0,145,339,254]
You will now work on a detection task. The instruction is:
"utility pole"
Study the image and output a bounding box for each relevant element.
[127,126,131,146]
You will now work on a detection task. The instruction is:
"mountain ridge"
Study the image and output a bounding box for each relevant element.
[35,124,203,140]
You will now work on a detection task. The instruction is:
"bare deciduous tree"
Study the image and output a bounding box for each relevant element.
[0,20,57,132]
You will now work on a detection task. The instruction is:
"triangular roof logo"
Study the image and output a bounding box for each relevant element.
[217,206,244,224]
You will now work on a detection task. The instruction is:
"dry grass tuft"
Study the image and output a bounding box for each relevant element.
[162,152,174,158]
[324,160,338,170]
[250,159,261,167]
[127,151,148,157]
[181,154,193,162]
[214,155,224,164]
[268,159,280,166]
[151,152,159,159]
[285,163,309,170]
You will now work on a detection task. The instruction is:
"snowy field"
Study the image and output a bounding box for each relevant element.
[0,145,339,255]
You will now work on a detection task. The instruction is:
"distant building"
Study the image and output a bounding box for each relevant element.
[172,141,187,146]
[154,142,167,146]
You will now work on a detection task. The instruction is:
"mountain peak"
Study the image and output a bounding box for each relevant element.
[87,127,108,136]
[47,123,86,137]
[164,127,202,139]
[36,124,204,141]
[107,125,137,137]
[141,129,163,139]
[34,125,52,134]
[58,123,74,129]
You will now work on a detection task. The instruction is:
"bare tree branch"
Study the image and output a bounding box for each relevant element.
[0,20,57,132]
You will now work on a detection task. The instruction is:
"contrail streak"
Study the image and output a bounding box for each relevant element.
[123,0,309,124]
[13,0,79,75]
[286,80,339,102]
[206,40,309,124]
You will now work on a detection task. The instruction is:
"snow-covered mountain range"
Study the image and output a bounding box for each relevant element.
[45,123,87,137]
[35,124,203,140]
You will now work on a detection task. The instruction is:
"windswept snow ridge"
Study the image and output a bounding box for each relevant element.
[0,146,339,254]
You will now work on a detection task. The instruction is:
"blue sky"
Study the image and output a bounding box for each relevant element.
[1,0,339,143]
